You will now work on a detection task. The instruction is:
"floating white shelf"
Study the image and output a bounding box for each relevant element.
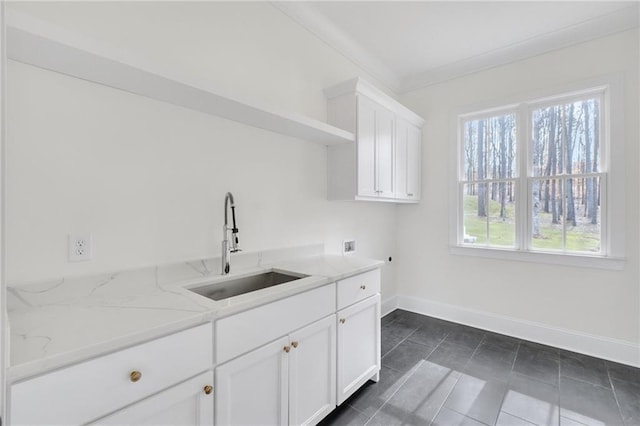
[6,11,355,146]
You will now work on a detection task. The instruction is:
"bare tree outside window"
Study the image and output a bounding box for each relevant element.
[530,98,602,252]
[462,112,516,248]
[459,91,604,254]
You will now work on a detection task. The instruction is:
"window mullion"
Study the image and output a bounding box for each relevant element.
[518,103,529,252]
[562,177,567,252]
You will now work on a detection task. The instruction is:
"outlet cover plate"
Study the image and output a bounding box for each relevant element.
[342,239,356,255]
[69,234,93,262]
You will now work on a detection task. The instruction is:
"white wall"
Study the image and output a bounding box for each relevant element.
[398,30,639,355]
[5,2,398,297]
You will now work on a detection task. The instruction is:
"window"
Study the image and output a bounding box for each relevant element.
[453,82,623,266]
[461,111,518,248]
[529,96,604,253]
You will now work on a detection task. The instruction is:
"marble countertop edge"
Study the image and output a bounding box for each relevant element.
[6,251,384,382]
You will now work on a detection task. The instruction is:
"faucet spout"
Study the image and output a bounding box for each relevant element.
[222,192,240,275]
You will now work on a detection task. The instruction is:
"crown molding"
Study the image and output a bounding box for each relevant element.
[273,2,638,96]
[272,1,402,95]
[399,4,640,93]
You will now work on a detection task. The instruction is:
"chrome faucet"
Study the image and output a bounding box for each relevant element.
[221,192,240,275]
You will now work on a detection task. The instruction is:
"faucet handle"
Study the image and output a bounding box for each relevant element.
[230,248,242,253]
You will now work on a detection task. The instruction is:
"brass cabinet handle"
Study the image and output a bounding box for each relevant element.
[291,341,299,348]
[204,385,213,395]
[130,371,142,383]
[284,345,291,353]
[339,318,346,324]
[360,285,366,290]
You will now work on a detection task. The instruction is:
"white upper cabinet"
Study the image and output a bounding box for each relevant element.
[325,77,424,203]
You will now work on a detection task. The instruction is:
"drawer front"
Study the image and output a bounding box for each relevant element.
[216,283,336,364]
[337,269,380,310]
[10,322,213,426]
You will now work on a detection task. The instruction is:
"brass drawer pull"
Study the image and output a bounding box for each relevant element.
[130,371,142,383]
[360,285,366,290]
[339,318,346,324]
[204,385,213,395]
[284,345,291,353]
[291,341,299,348]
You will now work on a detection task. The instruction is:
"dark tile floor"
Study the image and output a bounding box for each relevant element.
[320,309,640,426]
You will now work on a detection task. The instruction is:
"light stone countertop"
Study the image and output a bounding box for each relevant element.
[7,246,383,382]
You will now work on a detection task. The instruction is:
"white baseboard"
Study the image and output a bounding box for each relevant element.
[392,295,639,368]
[381,296,398,318]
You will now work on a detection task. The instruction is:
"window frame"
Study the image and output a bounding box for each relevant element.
[457,107,520,249]
[449,76,625,270]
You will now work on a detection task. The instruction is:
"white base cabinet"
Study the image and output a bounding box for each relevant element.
[289,316,337,425]
[336,295,381,405]
[8,323,213,426]
[8,269,382,426]
[215,315,336,426]
[95,371,214,426]
[216,336,289,426]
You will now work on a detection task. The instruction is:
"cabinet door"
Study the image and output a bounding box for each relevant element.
[336,295,381,405]
[395,118,422,201]
[216,337,289,426]
[289,316,336,426]
[395,118,409,199]
[9,323,213,426]
[375,105,395,198]
[356,94,378,197]
[94,371,214,426]
[406,122,422,201]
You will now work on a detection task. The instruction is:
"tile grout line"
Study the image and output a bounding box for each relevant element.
[445,406,492,426]
[509,342,562,389]
[494,338,526,426]
[426,374,465,426]
[366,314,431,424]
[499,409,539,426]
[362,313,422,424]
[606,365,628,426]
[558,345,562,426]
[560,373,616,390]
[510,341,521,371]
[428,334,487,425]
[462,333,485,371]
[343,402,368,418]
[367,317,454,426]
[380,316,419,358]
[362,359,426,426]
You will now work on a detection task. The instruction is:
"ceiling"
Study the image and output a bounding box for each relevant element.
[274,1,639,93]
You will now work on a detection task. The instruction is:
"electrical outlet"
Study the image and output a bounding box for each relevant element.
[343,239,356,255]
[69,234,93,262]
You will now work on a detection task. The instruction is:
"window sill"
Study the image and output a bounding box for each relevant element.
[449,245,625,270]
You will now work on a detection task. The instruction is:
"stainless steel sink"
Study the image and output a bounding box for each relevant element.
[188,271,308,301]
